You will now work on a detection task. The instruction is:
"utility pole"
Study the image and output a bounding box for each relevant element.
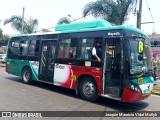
[22,7,25,34]
[136,0,142,29]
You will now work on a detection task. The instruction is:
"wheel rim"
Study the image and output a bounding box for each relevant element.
[82,81,95,97]
[23,70,30,82]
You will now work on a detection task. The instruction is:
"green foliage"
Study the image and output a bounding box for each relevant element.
[2,34,10,41]
[57,17,71,25]
[4,15,22,32]
[83,0,136,25]
[4,15,38,34]
[0,39,9,46]
[0,29,3,38]
[0,29,10,46]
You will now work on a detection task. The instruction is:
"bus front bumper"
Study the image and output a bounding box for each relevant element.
[121,87,151,102]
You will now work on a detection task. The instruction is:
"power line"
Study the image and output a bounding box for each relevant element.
[145,0,155,32]
[145,0,154,22]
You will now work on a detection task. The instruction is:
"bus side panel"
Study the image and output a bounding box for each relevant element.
[7,59,21,76]
[7,59,38,81]
[28,61,39,81]
[19,60,38,81]
[54,64,102,95]
[54,64,71,88]
[71,65,102,96]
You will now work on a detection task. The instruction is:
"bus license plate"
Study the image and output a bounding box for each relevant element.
[138,78,143,84]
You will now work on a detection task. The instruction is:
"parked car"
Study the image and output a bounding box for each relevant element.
[0,54,6,63]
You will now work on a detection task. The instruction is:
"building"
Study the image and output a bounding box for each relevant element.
[148,33,160,58]
[41,28,52,33]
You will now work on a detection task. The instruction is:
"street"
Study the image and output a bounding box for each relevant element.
[0,66,160,120]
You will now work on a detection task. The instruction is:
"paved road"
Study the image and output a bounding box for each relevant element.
[0,67,160,120]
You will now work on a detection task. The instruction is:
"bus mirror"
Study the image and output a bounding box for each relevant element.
[138,54,143,61]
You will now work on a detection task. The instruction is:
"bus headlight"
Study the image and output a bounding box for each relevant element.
[137,89,141,92]
[135,87,138,91]
[131,85,134,90]
[129,82,142,93]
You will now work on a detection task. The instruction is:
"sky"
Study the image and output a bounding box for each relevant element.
[0,0,160,35]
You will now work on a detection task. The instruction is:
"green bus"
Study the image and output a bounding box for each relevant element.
[6,19,154,102]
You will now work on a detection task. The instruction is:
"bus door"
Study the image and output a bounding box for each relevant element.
[39,40,57,83]
[103,38,123,97]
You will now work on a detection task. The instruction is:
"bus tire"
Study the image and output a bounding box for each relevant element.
[22,67,32,84]
[79,77,98,101]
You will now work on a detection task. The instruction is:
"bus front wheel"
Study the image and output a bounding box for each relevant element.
[22,67,32,84]
[79,77,98,101]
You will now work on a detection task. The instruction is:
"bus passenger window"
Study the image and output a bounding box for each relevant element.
[58,38,77,59]
[50,45,56,57]
[78,38,93,59]
[28,42,35,56]
[19,41,29,56]
[69,46,76,58]
[28,40,39,56]
[79,38,102,60]
[8,41,20,59]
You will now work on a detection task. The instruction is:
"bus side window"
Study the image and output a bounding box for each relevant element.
[19,40,29,56]
[78,38,103,60]
[58,46,65,58]
[8,41,20,59]
[69,39,77,58]
[58,38,77,59]
[28,40,39,56]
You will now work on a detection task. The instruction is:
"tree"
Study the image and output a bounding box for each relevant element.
[83,0,136,25]
[57,17,71,25]
[23,18,38,33]
[2,34,10,41]
[0,28,9,46]
[4,15,38,34]
[0,29,3,38]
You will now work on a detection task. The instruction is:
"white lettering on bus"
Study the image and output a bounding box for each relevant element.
[108,32,120,36]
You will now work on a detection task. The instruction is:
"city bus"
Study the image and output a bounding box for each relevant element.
[6,19,154,102]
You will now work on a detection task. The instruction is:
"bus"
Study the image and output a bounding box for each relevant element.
[6,19,154,102]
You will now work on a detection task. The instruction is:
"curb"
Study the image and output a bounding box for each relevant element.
[0,63,5,67]
[151,92,160,96]
[151,89,160,96]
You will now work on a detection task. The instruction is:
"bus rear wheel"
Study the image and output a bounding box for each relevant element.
[79,77,98,101]
[22,67,32,84]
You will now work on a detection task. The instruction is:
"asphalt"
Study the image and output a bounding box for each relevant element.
[154,79,160,86]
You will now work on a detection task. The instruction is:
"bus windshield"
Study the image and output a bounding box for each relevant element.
[129,38,152,75]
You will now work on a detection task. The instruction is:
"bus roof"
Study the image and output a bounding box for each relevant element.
[11,19,147,38]
[55,19,112,31]
[55,19,147,36]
